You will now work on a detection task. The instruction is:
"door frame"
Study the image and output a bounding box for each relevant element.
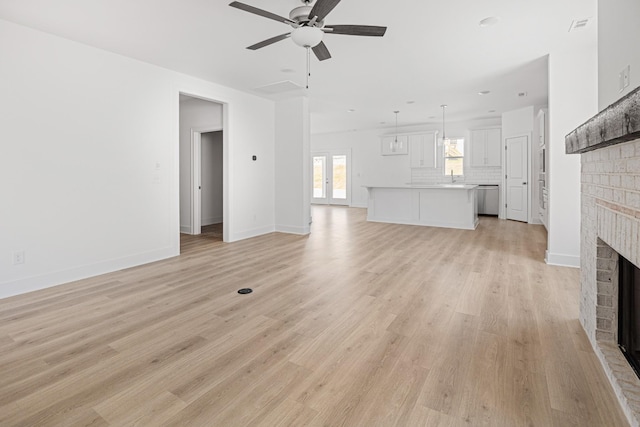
[311,149,352,206]
[502,133,531,222]
[191,126,223,235]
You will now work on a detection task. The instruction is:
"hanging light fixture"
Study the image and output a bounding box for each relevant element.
[392,110,400,152]
[439,104,449,147]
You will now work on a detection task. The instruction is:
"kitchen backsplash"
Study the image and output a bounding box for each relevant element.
[411,166,502,184]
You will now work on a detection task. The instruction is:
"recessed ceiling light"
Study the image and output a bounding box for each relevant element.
[479,17,500,27]
[428,116,437,119]
[379,121,386,124]
[488,109,496,113]
[569,18,590,32]
[478,90,491,95]
[348,108,356,113]
[280,68,295,73]
[406,100,415,104]
[518,92,528,97]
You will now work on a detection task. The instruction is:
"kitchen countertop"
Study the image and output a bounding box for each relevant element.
[363,184,478,190]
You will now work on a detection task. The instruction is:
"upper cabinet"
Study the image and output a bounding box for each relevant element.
[409,132,437,168]
[381,135,409,155]
[470,128,501,167]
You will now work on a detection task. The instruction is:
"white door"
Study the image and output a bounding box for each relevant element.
[312,152,350,206]
[506,136,528,222]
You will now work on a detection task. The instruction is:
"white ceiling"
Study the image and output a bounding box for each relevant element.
[0,0,597,134]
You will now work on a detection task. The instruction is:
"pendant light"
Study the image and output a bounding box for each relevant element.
[392,110,400,152]
[439,104,449,147]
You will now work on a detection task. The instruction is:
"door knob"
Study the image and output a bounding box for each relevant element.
[522,182,527,185]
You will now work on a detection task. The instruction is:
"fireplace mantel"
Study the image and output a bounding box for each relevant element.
[566,86,640,155]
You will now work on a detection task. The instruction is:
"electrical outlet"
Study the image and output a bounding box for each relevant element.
[12,251,25,265]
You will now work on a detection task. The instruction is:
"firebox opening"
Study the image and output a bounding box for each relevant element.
[618,254,640,379]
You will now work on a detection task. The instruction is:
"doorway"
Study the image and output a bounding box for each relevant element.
[312,151,350,205]
[190,128,223,236]
[505,135,529,222]
[199,131,223,237]
[179,94,226,242]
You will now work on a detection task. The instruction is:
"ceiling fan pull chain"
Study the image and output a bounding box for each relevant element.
[306,46,311,89]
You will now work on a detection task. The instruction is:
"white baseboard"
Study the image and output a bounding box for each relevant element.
[545,250,580,268]
[351,202,368,209]
[229,225,275,242]
[275,224,311,235]
[180,225,190,234]
[0,246,178,300]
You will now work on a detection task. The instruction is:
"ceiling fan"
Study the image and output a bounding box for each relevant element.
[229,0,387,61]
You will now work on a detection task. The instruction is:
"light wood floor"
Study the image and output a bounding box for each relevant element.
[0,207,629,426]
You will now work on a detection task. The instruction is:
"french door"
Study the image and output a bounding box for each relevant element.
[312,151,350,205]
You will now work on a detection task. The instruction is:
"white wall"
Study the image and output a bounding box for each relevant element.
[0,19,276,298]
[311,119,501,208]
[201,131,223,225]
[598,0,640,109]
[179,98,222,232]
[546,44,598,267]
[502,106,534,140]
[275,97,311,234]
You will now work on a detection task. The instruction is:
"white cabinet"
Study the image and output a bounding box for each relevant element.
[409,132,437,168]
[470,128,501,167]
[381,135,408,155]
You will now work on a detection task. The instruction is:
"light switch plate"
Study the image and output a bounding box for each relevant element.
[12,251,25,265]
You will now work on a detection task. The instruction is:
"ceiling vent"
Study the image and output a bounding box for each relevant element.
[569,18,590,32]
[252,80,305,94]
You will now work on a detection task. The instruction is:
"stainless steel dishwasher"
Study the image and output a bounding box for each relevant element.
[477,185,499,216]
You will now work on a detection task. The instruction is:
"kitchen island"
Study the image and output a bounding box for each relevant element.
[364,184,478,230]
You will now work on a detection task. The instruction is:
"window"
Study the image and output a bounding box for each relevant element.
[444,138,464,176]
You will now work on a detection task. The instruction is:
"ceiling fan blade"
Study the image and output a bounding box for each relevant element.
[312,41,332,61]
[308,0,342,22]
[247,33,291,50]
[229,1,296,25]
[323,25,387,37]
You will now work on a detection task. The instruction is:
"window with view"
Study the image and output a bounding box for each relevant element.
[444,138,464,177]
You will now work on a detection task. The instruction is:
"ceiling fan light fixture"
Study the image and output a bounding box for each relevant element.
[291,26,323,48]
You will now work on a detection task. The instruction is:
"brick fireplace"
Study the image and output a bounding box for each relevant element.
[567,86,640,426]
